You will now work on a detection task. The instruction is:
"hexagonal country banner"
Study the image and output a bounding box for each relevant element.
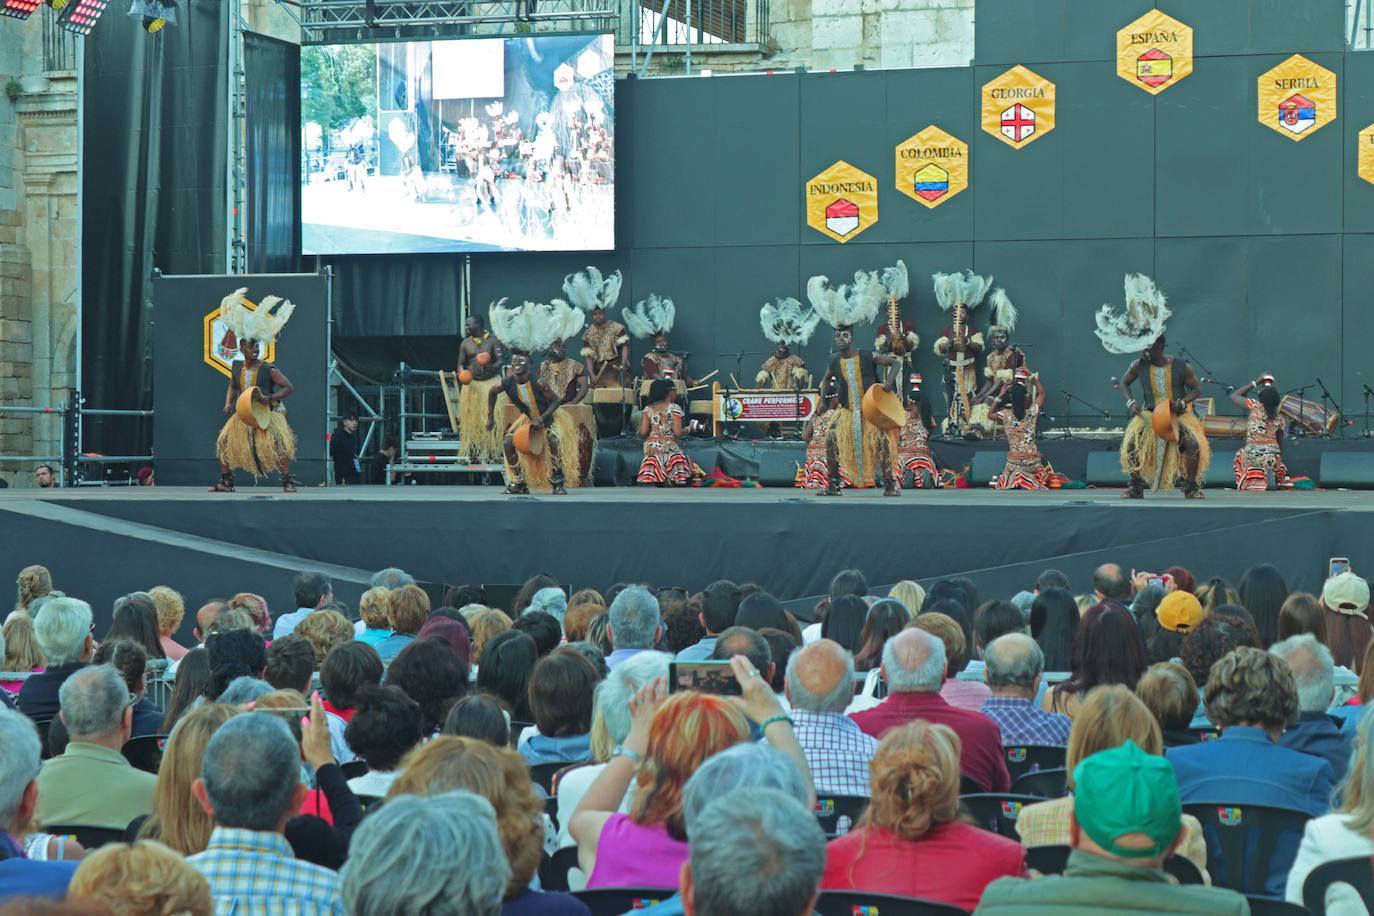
[982,65,1056,150]
[896,126,969,209]
[1116,10,1193,95]
[805,161,879,243]
[1258,54,1337,142]
[1361,124,1374,186]
[204,297,276,377]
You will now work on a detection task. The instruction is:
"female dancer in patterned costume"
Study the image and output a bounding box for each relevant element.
[637,379,693,486]
[1230,375,1287,491]
[993,371,1048,490]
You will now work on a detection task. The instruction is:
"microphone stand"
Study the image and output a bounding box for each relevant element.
[1364,385,1373,439]
[1288,382,1315,437]
[1315,377,1349,439]
[1058,389,1113,435]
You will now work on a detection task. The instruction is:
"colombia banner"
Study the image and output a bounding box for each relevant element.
[895,126,968,209]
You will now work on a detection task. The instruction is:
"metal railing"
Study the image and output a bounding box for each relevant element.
[41,6,78,72]
[0,399,153,487]
[627,0,769,75]
[1353,0,1373,49]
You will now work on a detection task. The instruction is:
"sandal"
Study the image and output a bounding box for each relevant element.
[503,482,529,495]
[282,474,299,493]
[210,473,235,493]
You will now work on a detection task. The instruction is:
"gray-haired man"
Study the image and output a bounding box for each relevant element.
[17,597,94,722]
[606,586,663,669]
[1272,633,1352,782]
[979,633,1071,747]
[0,709,78,902]
[784,639,878,796]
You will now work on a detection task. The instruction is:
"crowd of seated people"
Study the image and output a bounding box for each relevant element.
[3,559,1374,915]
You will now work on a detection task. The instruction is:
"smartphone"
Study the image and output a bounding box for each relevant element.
[669,661,742,696]
[1148,577,1164,589]
[1331,557,1351,578]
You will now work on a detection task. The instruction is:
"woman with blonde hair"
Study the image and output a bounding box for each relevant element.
[1016,684,1209,879]
[295,608,354,667]
[374,584,431,664]
[1,614,45,693]
[12,564,52,618]
[469,607,513,670]
[888,580,926,617]
[821,721,1027,911]
[149,585,189,661]
[136,703,239,854]
[355,586,392,646]
[388,736,586,912]
[68,839,212,915]
[226,592,272,635]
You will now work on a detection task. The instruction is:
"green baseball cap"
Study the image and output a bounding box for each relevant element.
[1072,740,1181,859]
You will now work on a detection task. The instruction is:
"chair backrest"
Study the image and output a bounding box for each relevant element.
[544,794,560,832]
[814,891,970,916]
[814,794,869,837]
[959,793,1044,840]
[551,761,595,796]
[32,718,54,761]
[1244,895,1311,916]
[42,825,126,850]
[1025,844,1204,885]
[121,734,168,774]
[339,760,369,781]
[1190,726,1221,743]
[1183,803,1313,896]
[1010,767,1069,799]
[1003,744,1067,784]
[539,845,581,893]
[959,773,986,794]
[530,761,575,794]
[1303,854,1374,916]
[572,887,675,916]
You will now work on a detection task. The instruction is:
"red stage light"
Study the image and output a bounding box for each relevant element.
[0,0,42,20]
[57,0,106,33]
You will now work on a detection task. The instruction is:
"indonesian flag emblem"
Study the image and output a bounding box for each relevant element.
[824,199,860,237]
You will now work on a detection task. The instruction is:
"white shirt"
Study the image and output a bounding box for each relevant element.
[347,770,398,800]
[802,622,822,645]
[554,762,634,892]
[1286,813,1374,915]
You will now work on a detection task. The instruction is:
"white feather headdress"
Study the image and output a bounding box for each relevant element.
[1095,273,1171,355]
[807,269,884,330]
[987,288,1019,333]
[219,287,296,347]
[561,266,623,314]
[759,297,820,346]
[490,298,586,354]
[931,270,994,313]
[879,260,909,301]
[623,294,675,340]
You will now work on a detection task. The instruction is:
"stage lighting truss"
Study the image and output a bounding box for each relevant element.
[57,0,108,34]
[0,0,42,21]
[287,0,615,45]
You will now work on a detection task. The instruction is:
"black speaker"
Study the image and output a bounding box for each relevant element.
[1321,451,1374,489]
[1202,454,1238,489]
[969,451,1007,488]
[1085,452,1126,487]
[755,449,803,487]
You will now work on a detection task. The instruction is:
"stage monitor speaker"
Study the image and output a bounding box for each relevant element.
[1202,456,1238,489]
[592,446,621,486]
[1321,452,1374,489]
[1085,452,1126,487]
[755,450,802,487]
[969,451,1007,488]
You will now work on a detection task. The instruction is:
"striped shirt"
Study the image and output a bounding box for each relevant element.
[189,827,344,916]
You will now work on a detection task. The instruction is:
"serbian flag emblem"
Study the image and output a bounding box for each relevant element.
[1279,94,1317,134]
[825,198,860,236]
[1000,103,1036,143]
[1136,49,1173,87]
[913,164,950,202]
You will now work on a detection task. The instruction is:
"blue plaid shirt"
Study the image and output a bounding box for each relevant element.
[788,709,879,798]
[979,696,1071,747]
[189,827,344,916]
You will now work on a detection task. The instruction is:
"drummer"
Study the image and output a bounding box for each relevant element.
[1230,373,1288,491]
[488,349,569,496]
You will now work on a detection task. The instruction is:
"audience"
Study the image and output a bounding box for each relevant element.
[204,627,267,700]
[980,634,1071,747]
[978,740,1248,915]
[160,648,210,733]
[2,614,45,695]
[67,839,212,915]
[1271,633,1352,781]
[676,580,741,661]
[563,601,604,645]
[104,593,165,661]
[734,591,798,640]
[1197,576,1241,615]
[18,597,94,722]
[263,633,315,694]
[914,611,992,711]
[852,599,910,672]
[1091,563,1132,606]
[344,791,509,916]
[36,665,156,830]
[1148,591,1203,664]
[371,584,430,664]
[526,586,570,631]
[512,611,563,658]
[1278,591,1328,644]
[445,692,513,748]
[968,601,1025,676]
[1029,587,1078,673]
[0,708,78,902]
[12,564,54,620]
[386,636,469,734]
[1179,616,1244,699]
[344,685,422,798]
[319,641,384,762]
[92,638,162,737]
[227,592,273,636]
[522,647,598,765]
[471,608,515,670]
[478,630,539,723]
[888,579,926,616]
[1323,571,1373,674]
[188,712,343,911]
[418,614,472,661]
[1044,603,1146,718]
[821,595,867,657]
[1135,662,1201,748]
[149,586,189,662]
[606,587,664,668]
[850,628,1009,792]
[354,587,392,645]
[136,703,238,854]
[785,639,878,797]
[272,572,333,638]
[296,609,354,668]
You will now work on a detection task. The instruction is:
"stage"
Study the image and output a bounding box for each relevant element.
[3,483,1370,642]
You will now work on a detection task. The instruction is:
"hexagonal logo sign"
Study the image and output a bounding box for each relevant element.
[982,65,1055,150]
[805,160,878,243]
[1258,55,1337,142]
[1116,10,1193,95]
[1360,124,1374,187]
[204,296,276,378]
[896,126,968,209]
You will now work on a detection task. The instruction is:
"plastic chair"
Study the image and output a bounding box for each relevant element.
[959,773,986,794]
[539,846,581,893]
[814,794,869,837]
[32,719,54,760]
[42,825,125,850]
[814,891,969,915]
[1183,803,1313,896]
[572,887,675,916]
[1302,855,1374,915]
[121,734,168,774]
[1025,844,1204,885]
[1003,744,1067,784]
[530,761,584,794]
[1010,767,1068,799]
[1244,896,1310,916]
[959,793,1043,840]
[1190,727,1221,743]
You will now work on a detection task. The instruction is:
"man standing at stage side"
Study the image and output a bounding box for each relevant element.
[1097,274,1210,500]
[811,269,899,496]
[457,312,506,464]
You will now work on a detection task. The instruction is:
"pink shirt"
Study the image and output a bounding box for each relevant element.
[585,813,688,889]
[941,677,992,711]
[1,667,43,694]
[160,636,188,661]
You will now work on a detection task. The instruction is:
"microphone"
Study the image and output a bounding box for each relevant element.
[1110,376,1120,390]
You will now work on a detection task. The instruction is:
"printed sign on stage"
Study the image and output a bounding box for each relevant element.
[716,391,819,422]
[895,126,968,209]
[203,298,277,378]
[805,161,878,243]
[1116,10,1193,95]
[1258,55,1336,142]
[981,65,1055,150]
[1359,124,1374,186]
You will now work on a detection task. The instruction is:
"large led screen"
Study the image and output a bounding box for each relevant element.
[301,34,615,255]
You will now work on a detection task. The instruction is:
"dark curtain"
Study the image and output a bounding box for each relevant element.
[245,33,301,273]
[81,0,229,455]
[324,254,465,337]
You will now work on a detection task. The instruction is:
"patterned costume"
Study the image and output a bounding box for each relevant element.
[757,296,819,389]
[1119,359,1211,492]
[558,267,626,388]
[538,353,596,486]
[995,404,1048,490]
[933,271,994,432]
[897,409,939,489]
[637,403,691,485]
[801,409,854,490]
[969,289,1026,438]
[641,350,688,381]
[758,353,808,389]
[826,351,896,489]
[583,320,629,387]
[500,374,579,492]
[1234,398,1288,491]
[539,356,585,405]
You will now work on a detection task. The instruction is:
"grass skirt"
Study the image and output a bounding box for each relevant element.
[503,411,579,492]
[459,376,504,462]
[830,407,894,488]
[1120,412,1211,490]
[216,410,296,477]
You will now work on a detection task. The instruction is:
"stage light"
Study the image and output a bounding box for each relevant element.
[57,0,107,34]
[0,0,42,21]
[127,0,174,32]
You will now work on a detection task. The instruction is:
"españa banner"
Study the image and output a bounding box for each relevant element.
[982,65,1056,150]
[1116,10,1193,95]
[805,161,879,243]
[1258,54,1337,142]
[1361,124,1374,186]
[896,126,968,209]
